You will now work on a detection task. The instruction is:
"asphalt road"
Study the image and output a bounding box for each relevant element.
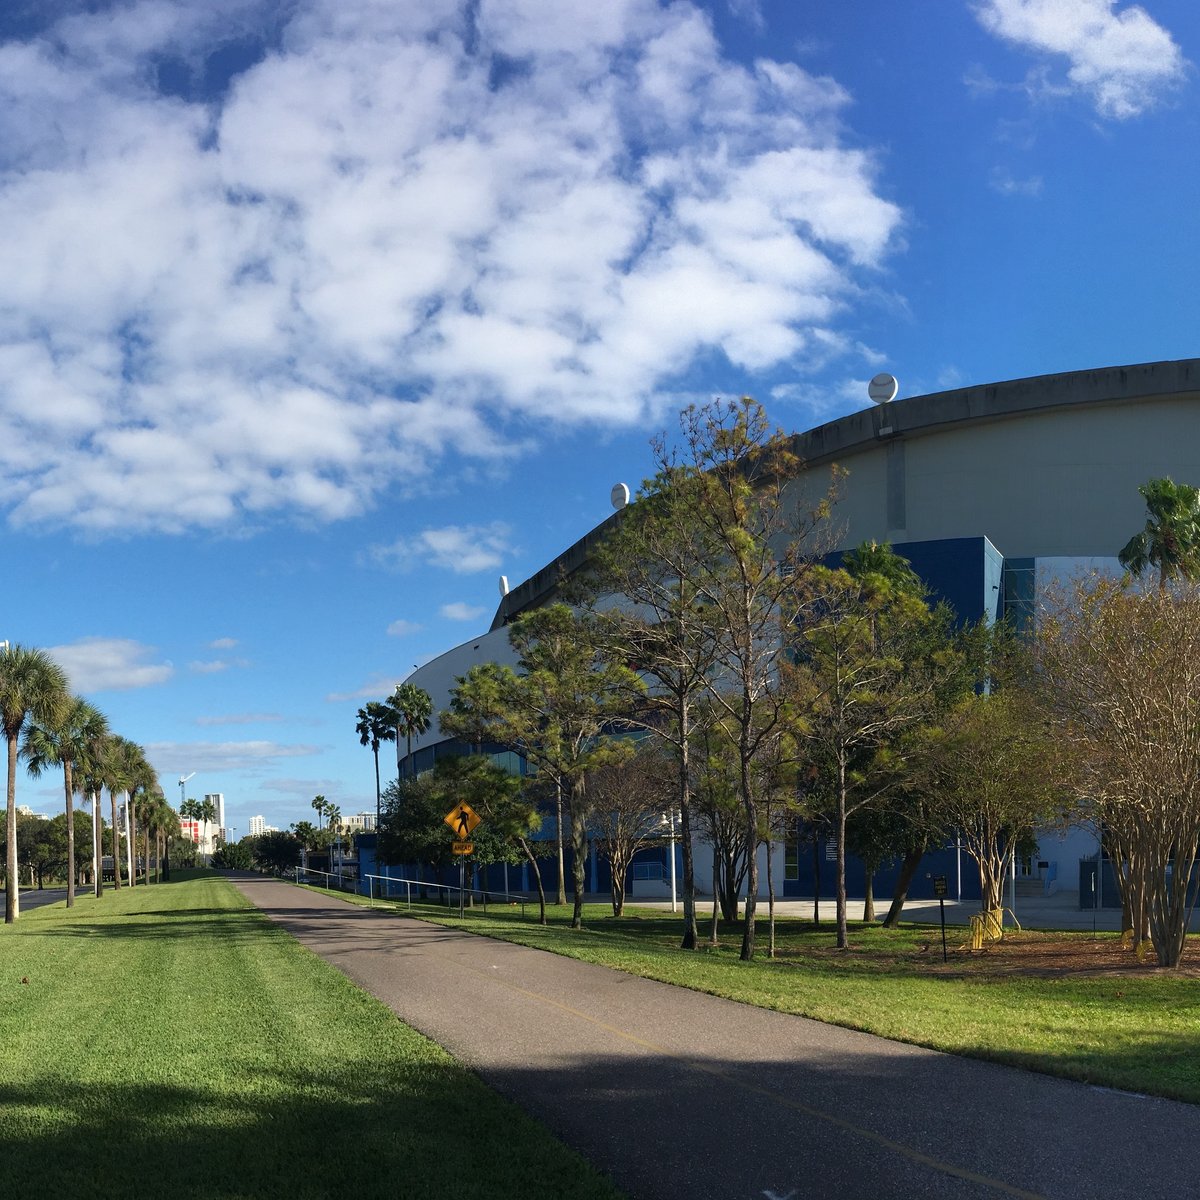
[16,886,70,912]
[230,876,1200,1200]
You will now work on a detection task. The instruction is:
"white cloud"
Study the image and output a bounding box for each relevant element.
[47,637,173,692]
[144,739,322,775]
[209,637,239,650]
[441,602,487,622]
[726,0,764,31]
[974,0,1186,119]
[0,0,901,534]
[260,776,356,800]
[988,167,1044,196]
[776,376,884,422]
[386,619,423,637]
[188,657,250,674]
[419,524,512,574]
[326,677,407,703]
[195,712,285,726]
[370,522,513,575]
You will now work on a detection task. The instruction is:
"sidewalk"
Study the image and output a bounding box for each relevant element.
[231,875,1200,1200]
[634,890,1146,932]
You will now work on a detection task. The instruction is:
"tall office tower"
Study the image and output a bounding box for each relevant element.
[249,815,266,836]
[206,794,225,834]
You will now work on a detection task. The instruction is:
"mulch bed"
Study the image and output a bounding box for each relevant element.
[935,930,1200,977]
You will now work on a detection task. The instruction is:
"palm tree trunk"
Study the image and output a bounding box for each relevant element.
[6,733,19,923]
[92,793,102,898]
[110,792,122,889]
[64,762,76,908]
[126,793,136,886]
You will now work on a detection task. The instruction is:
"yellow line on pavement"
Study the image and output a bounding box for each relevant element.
[488,971,1046,1200]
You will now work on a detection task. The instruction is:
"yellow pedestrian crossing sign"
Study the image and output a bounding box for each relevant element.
[444,802,480,840]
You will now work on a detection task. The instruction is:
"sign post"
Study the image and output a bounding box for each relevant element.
[444,803,482,917]
[933,874,948,962]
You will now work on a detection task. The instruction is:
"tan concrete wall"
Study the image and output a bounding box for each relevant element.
[795,393,1200,558]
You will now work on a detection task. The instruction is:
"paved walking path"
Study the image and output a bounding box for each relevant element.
[230,876,1200,1200]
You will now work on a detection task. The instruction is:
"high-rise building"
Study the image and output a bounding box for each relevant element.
[206,793,225,831]
[249,815,266,836]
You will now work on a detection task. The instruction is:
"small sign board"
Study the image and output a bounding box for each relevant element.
[933,874,948,898]
[452,841,474,855]
[444,802,481,839]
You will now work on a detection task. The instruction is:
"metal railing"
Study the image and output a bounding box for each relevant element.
[361,873,527,919]
[295,866,357,893]
[296,866,527,920]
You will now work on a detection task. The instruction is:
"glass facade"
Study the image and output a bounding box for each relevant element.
[784,837,799,882]
[1002,557,1036,632]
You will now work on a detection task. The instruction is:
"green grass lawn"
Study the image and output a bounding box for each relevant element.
[0,872,622,1200]
[329,888,1200,1105]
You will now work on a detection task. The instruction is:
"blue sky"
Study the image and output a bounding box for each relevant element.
[1,0,1195,835]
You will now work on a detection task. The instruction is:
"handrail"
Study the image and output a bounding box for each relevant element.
[362,873,527,919]
[295,866,527,920]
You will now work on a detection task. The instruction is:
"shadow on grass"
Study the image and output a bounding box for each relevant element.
[0,1058,620,1200]
[36,906,475,951]
[6,1032,1194,1199]
[36,914,269,940]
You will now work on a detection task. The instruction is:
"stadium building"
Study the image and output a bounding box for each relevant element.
[391,359,1200,908]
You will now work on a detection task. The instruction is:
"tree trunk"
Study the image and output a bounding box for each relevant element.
[863,865,875,923]
[372,745,382,855]
[555,778,567,906]
[92,793,102,898]
[709,850,720,947]
[569,785,588,930]
[739,750,758,962]
[677,703,698,950]
[812,827,821,925]
[518,839,547,924]
[835,758,848,950]
[6,734,19,923]
[883,843,926,928]
[64,762,76,909]
[766,833,776,958]
[127,794,136,886]
[610,847,626,917]
[110,792,122,889]
[718,850,740,922]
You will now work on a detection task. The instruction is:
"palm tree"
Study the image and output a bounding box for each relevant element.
[1119,477,1200,589]
[0,645,69,922]
[311,793,327,831]
[100,735,148,890]
[75,739,108,898]
[125,754,158,885]
[356,700,398,843]
[389,683,433,780]
[291,820,320,853]
[325,803,343,863]
[137,789,171,882]
[842,540,924,596]
[21,696,109,908]
[180,795,219,863]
